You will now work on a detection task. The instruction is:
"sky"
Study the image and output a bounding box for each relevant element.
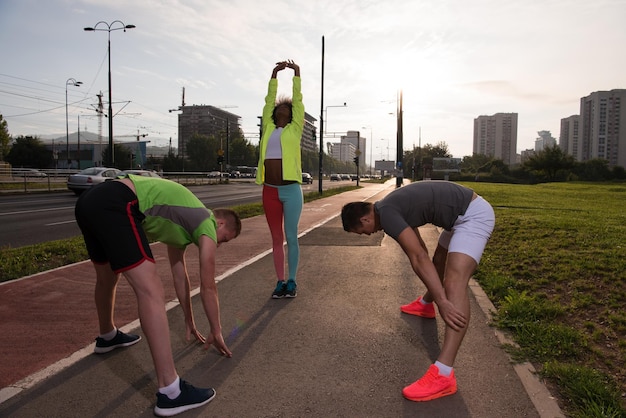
[1,0,625,161]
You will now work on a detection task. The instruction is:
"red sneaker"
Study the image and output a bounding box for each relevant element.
[400,296,436,318]
[403,364,457,402]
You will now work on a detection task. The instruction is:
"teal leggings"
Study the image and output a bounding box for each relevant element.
[262,183,303,281]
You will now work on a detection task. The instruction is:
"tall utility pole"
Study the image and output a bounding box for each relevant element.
[396,90,403,188]
[84,20,135,167]
[318,36,325,195]
[65,78,82,168]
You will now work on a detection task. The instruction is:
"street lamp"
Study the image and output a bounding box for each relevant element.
[66,78,82,167]
[84,20,135,167]
[362,125,372,175]
[323,102,347,135]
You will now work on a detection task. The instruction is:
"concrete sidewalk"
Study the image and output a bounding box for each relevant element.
[0,181,563,417]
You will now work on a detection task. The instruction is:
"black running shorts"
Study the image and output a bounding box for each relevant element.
[74,180,154,273]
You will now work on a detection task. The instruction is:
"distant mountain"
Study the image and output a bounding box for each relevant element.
[38,132,175,155]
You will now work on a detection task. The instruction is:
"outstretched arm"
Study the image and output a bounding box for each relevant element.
[286,59,300,76]
[197,235,232,357]
[167,245,206,344]
[396,227,467,331]
[271,61,287,79]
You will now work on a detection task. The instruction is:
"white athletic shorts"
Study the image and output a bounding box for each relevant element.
[437,195,495,264]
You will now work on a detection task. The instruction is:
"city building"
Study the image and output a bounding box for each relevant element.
[520,148,535,163]
[578,89,626,168]
[44,130,150,169]
[174,105,241,163]
[559,115,580,158]
[301,112,318,153]
[330,141,356,163]
[332,130,366,167]
[473,112,518,165]
[535,130,557,151]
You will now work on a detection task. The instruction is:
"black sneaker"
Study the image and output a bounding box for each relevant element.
[94,329,141,354]
[285,279,297,298]
[154,380,215,417]
[272,281,287,299]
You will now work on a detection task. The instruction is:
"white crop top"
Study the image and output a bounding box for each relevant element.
[266,128,283,159]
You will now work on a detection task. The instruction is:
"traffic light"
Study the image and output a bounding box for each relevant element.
[217,155,224,164]
[353,156,359,166]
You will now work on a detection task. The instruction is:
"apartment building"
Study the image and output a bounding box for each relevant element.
[175,105,241,161]
[559,115,580,158]
[473,112,518,165]
[578,89,626,168]
[535,130,557,152]
[301,112,318,153]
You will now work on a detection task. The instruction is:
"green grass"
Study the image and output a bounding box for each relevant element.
[464,181,626,417]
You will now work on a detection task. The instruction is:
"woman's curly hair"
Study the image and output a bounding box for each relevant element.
[272,95,293,125]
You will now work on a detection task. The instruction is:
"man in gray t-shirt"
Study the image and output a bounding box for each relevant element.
[341,181,495,403]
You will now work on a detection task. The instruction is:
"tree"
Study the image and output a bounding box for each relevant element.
[402,141,452,178]
[102,144,134,169]
[186,133,218,171]
[523,145,575,181]
[229,135,258,167]
[5,135,52,168]
[572,159,612,181]
[460,154,494,174]
[0,114,11,161]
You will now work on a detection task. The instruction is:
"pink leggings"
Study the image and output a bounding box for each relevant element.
[262,183,303,281]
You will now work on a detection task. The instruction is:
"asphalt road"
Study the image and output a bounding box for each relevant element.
[0,179,352,248]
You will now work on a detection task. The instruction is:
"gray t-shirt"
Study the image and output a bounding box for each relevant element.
[374,181,474,239]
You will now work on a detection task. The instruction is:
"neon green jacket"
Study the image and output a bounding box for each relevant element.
[255,76,304,185]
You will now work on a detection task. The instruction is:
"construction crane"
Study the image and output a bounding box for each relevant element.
[168,87,238,112]
[169,87,185,113]
[116,131,149,141]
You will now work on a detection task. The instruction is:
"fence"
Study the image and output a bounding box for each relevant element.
[0,168,239,193]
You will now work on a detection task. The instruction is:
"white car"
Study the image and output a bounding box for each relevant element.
[67,167,121,195]
[12,168,47,178]
[119,169,161,178]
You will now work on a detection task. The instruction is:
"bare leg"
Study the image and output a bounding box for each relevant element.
[437,252,476,366]
[123,260,178,388]
[93,263,120,334]
[422,244,447,303]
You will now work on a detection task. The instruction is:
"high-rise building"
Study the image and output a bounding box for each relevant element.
[559,115,580,158]
[330,141,356,163]
[473,113,518,165]
[175,105,241,162]
[535,130,556,152]
[301,112,318,153]
[579,89,626,168]
[340,130,366,168]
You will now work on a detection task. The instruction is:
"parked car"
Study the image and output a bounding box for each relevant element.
[207,171,222,178]
[330,173,341,181]
[302,172,313,184]
[12,168,47,178]
[119,169,161,178]
[340,174,351,180]
[229,171,241,178]
[67,167,121,195]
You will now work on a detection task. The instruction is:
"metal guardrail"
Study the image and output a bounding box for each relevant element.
[0,169,235,193]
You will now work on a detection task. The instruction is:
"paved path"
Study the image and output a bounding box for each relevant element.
[0,181,563,417]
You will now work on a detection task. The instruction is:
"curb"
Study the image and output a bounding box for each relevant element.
[469,278,565,418]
